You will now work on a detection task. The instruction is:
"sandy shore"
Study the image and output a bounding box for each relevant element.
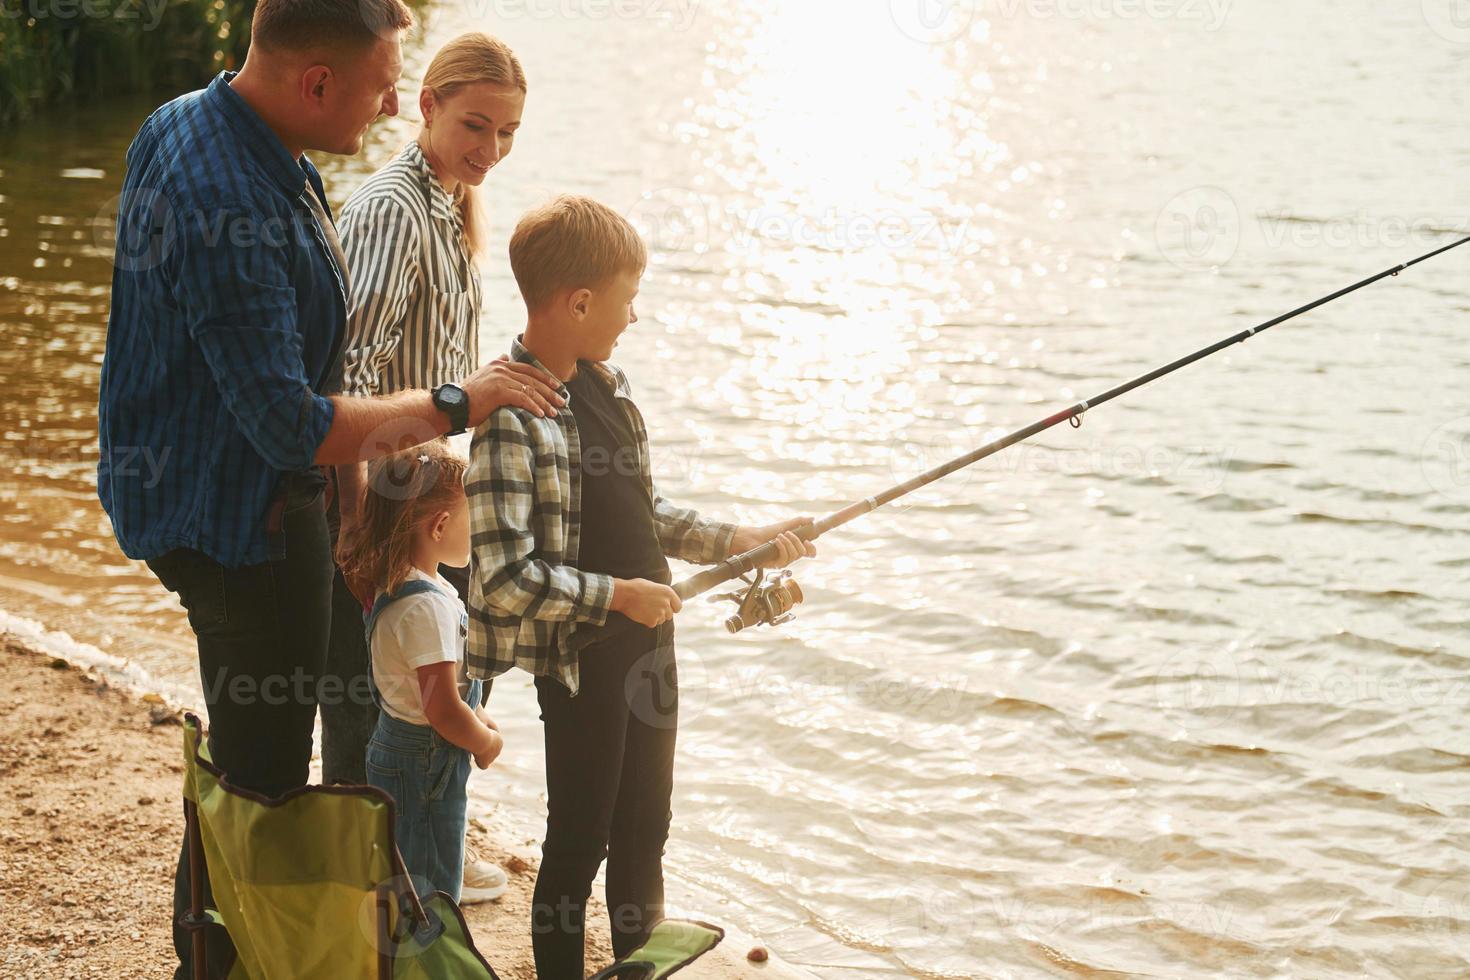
[0,638,814,979]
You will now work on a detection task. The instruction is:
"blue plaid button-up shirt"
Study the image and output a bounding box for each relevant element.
[98,72,347,568]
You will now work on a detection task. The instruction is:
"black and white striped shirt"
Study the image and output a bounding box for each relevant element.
[338,141,483,397]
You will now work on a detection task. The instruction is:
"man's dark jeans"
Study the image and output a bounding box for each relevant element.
[147,473,333,980]
[531,621,678,980]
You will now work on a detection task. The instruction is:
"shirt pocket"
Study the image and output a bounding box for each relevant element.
[426,283,478,377]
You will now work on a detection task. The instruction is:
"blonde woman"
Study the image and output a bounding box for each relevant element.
[324,32,528,903]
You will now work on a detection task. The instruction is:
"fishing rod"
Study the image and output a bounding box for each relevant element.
[684,234,1470,633]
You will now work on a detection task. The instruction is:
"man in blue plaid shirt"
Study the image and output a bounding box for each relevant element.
[95,2,561,975]
[467,195,817,977]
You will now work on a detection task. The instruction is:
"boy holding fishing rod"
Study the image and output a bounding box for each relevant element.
[466,194,815,978]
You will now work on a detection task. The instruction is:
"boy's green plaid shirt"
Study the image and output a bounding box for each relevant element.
[465,338,738,695]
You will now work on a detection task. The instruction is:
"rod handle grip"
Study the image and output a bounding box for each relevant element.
[673,517,832,602]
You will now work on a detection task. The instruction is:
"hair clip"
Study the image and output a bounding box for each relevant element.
[418,454,430,464]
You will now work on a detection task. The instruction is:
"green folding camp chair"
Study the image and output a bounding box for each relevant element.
[585,919,727,980]
[179,713,726,979]
[179,713,496,979]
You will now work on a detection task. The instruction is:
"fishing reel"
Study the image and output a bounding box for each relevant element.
[709,567,805,634]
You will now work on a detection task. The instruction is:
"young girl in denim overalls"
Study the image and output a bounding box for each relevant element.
[339,441,503,899]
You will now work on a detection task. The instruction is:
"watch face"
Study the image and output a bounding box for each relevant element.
[438,386,467,409]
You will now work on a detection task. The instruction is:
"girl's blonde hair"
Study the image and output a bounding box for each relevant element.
[339,440,468,596]
[421,32,528,259]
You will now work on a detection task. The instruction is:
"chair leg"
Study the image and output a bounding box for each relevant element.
[376,885,393,980]
[184,800,208,980]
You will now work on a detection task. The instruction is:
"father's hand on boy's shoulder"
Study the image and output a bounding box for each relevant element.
[462,357,565,426]
[731,517,819,568]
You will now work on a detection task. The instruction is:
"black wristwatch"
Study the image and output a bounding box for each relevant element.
[432,383,469,436]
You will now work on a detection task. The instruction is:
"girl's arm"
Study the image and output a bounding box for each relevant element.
[417,662,503,768]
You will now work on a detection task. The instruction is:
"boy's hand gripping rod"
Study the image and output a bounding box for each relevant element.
[679,235,1470,631]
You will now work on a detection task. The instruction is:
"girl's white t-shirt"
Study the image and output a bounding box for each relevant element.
[370,567,470,725]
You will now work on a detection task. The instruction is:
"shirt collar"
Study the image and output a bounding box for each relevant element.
[202,72,309,198]
[509,338,627,405]
[510,336,573,403]
[580,359,625,398]
[403,140,460,227]
[406,566,452,592]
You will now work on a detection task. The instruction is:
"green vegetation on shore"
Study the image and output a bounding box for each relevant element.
[0,0,255,125]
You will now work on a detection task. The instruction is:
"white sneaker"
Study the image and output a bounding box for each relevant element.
[460,844,508,903]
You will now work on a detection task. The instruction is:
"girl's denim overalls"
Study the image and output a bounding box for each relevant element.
[363,579,483,901]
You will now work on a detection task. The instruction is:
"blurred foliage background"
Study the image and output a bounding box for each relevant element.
[0,0,256,125]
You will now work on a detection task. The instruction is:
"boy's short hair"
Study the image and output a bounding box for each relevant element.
[508,195,648,313]
[251,0,413,53]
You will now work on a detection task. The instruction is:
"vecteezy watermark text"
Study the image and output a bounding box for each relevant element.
[888,0,1230,44]
[625,188,982,258]
[458,0,699,29]
[1156,187,1470,273]
[989,0,1230,29]
[0,0,167,30]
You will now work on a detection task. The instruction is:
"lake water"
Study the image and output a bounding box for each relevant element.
[1,1,1468,976]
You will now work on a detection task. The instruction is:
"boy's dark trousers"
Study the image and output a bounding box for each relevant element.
[531,620,679,979]
[146,472,334,980]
